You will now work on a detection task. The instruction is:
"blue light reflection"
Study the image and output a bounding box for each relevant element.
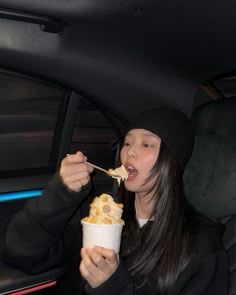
[0,189,43,201]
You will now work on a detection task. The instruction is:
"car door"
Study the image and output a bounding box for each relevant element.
[0,69,120,294]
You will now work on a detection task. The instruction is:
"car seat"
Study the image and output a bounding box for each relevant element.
[184,96,236,295]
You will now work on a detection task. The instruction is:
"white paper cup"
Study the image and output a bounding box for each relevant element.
[81,220,124,253]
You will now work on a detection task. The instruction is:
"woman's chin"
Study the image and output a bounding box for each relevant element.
[124,181,139,192]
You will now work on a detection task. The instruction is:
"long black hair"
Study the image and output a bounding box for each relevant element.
[119,141,199,293]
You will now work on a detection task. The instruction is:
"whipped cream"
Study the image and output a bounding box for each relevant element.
[82,193,124,224]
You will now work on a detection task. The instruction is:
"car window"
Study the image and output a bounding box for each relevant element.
[71,101,119,167]
[70,98,120,194]
[0,70,66,178]
[0,70,119,196]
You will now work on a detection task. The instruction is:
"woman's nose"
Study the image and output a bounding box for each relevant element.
[127,145,137,158]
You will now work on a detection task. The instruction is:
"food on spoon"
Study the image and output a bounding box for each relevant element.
[82,193,124,224]
[108,165,129,185]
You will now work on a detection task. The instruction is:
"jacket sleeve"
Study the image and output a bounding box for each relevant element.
[2,173,93,274]
[84,261,134,295]
[169,250,229,295]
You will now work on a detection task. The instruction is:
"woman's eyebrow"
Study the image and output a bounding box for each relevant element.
[126,133,159,139]
[141,133,160,139]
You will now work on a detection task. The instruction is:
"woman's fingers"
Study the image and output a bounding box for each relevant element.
[80,247,119,288]
[59,152,94,191]
[93,246,118,265]
[80,248,104,287]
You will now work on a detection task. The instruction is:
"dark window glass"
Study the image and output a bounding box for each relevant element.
[71,101,119,168]
[213,76,236,97]
[0,71,119,195]
[0,71,66,177]
[70,98,120,194]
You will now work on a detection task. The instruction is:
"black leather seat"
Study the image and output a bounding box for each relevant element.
[184,96,236,295]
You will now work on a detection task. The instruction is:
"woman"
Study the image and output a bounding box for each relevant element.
[3,108,228,295]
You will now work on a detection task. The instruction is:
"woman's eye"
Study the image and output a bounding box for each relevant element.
[123,142,130,146]
[143,143,151,148]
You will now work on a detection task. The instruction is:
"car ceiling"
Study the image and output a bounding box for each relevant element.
[0,0,235,127]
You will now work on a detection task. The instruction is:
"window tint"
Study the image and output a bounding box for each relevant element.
[0,71,66,177]
[0,70,120,195]
[70,100,118,168]
[70,98,120,194]
[213,75,236,97]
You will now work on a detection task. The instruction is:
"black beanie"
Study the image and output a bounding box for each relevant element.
[128,107,194,170]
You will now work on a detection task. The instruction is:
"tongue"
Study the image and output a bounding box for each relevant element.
[127,168,138,180]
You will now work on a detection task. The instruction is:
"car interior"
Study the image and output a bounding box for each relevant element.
[184,97,236,295]
[0,0,235,294]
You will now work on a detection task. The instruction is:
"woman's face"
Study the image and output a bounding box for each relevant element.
[120,129,161,193]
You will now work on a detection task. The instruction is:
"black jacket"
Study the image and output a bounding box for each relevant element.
[2,174,229,295]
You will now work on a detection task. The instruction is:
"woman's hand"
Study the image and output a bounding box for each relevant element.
[60,151,94,192]
[80,246,119,288]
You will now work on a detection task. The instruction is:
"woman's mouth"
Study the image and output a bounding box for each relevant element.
[125,164,138,181]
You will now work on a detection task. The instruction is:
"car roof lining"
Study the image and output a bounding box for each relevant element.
[0,0,235,121]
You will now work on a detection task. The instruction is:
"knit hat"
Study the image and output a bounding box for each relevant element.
[128,107,194,170]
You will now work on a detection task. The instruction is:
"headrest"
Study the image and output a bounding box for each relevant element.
[192,96,236,137]
[184,97,236,219]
